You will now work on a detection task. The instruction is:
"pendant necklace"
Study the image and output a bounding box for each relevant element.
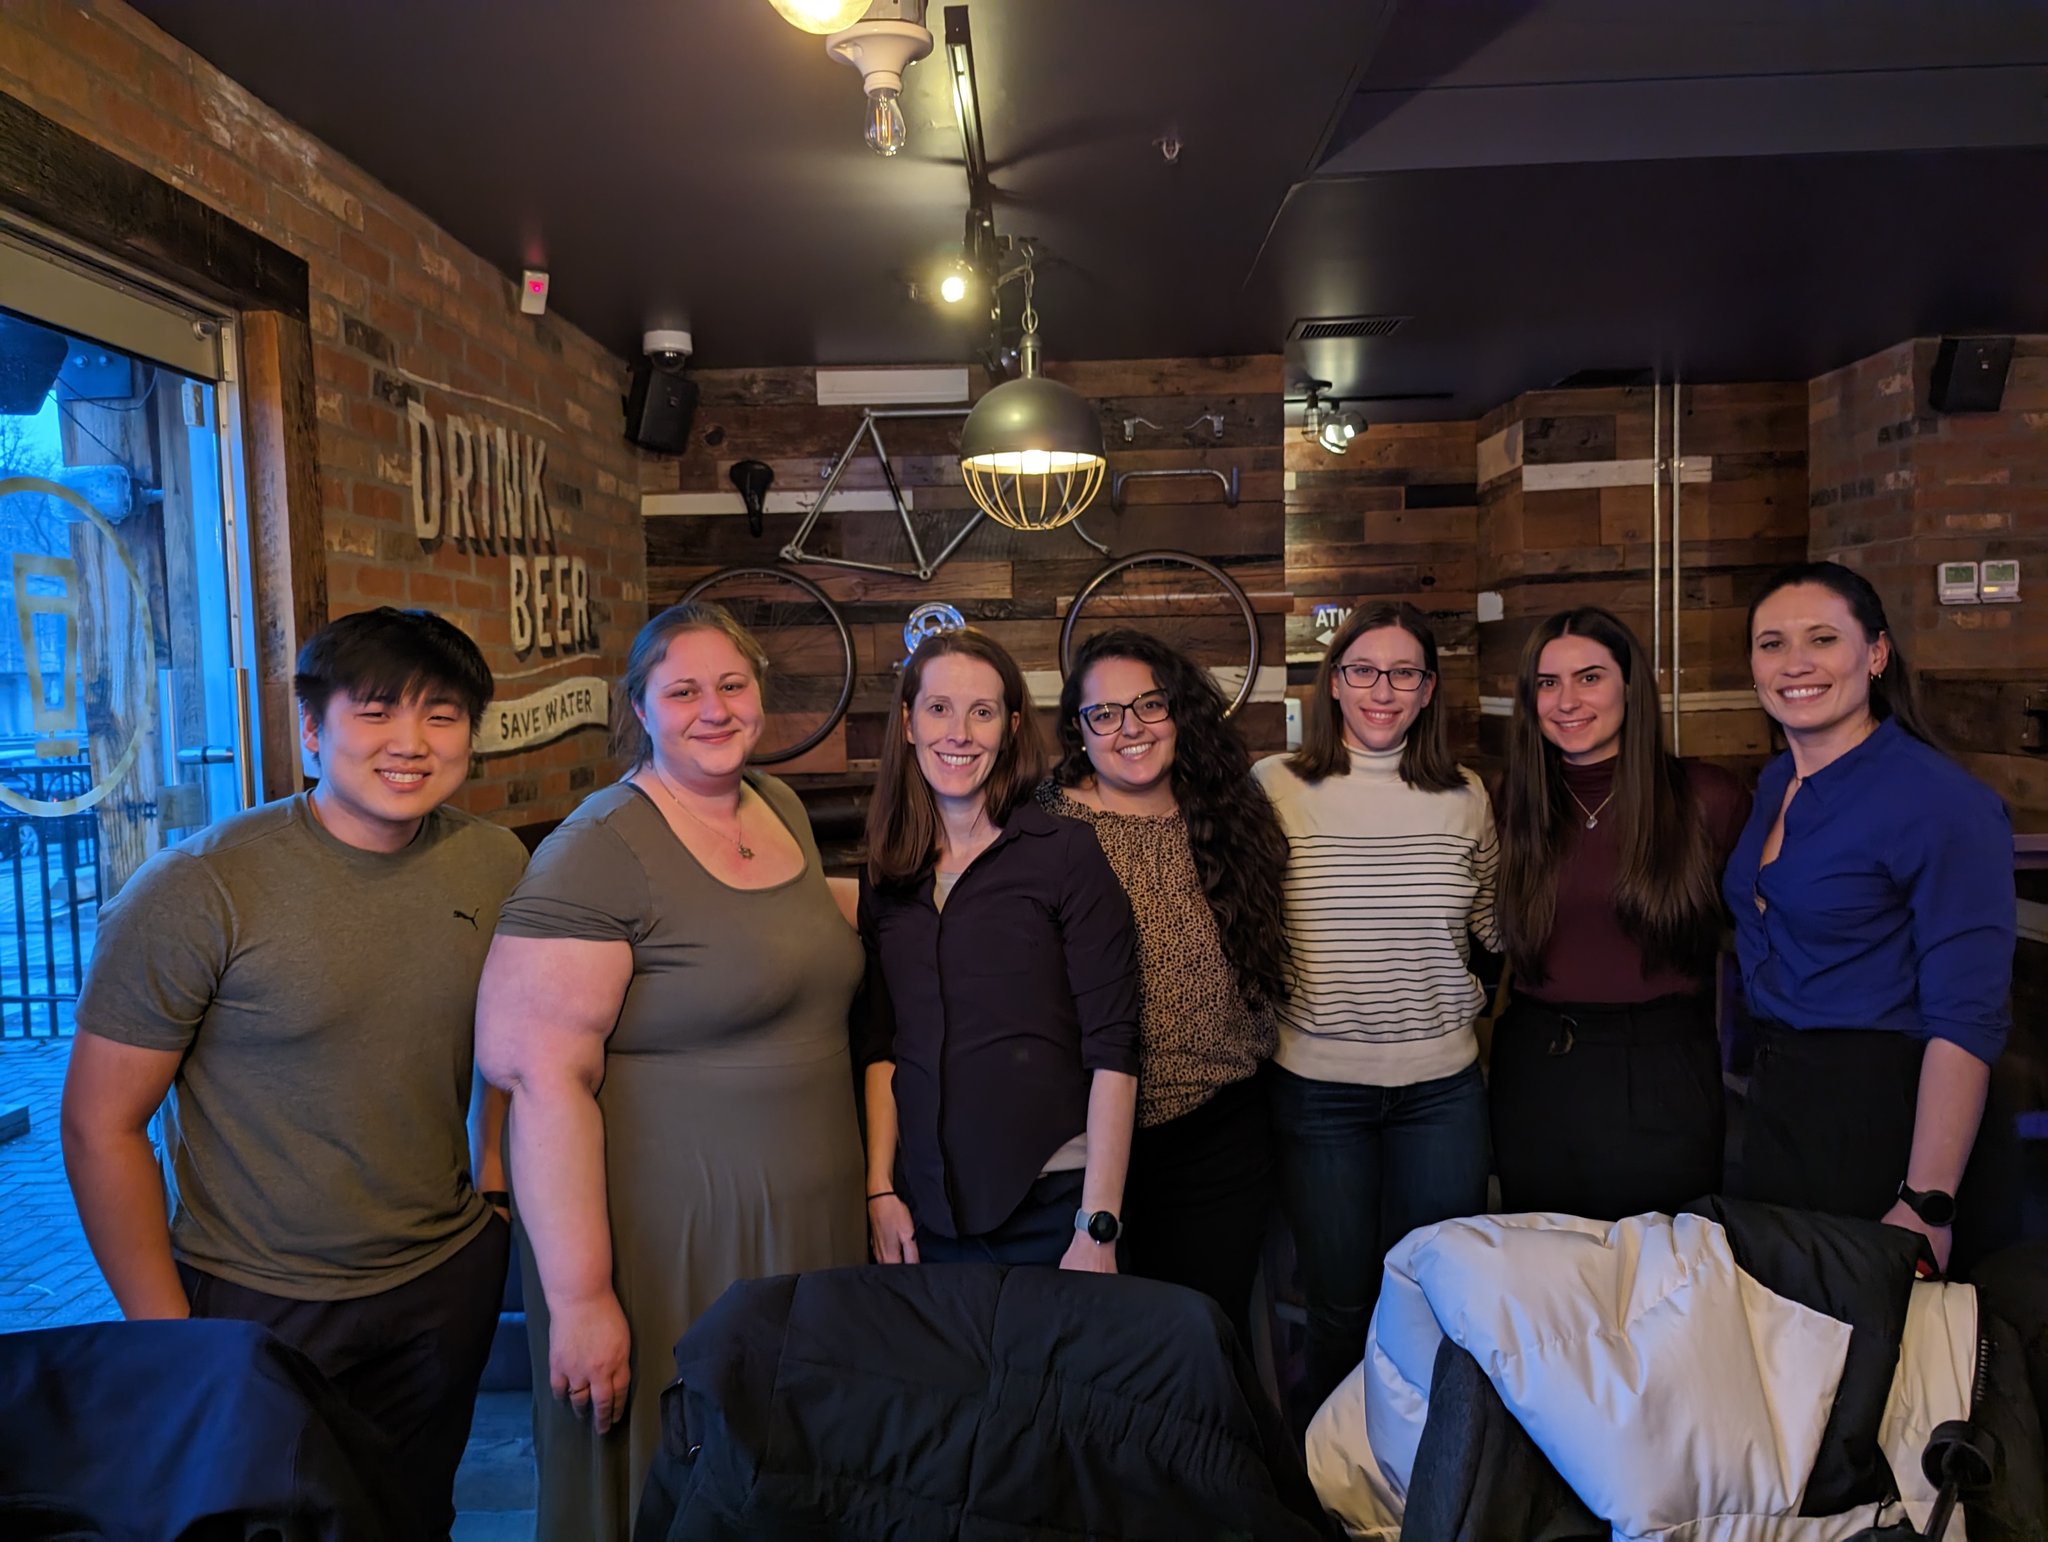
[653,765,753,859]
[1565,785,1616,830]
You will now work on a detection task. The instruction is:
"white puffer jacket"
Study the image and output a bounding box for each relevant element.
[1307,1212,1978,1541]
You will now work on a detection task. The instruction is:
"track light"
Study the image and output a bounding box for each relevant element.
[1299,383,1367,456]
[1318,408,1366,454]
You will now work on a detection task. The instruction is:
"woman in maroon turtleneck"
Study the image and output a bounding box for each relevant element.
[1490,608,1751,1220]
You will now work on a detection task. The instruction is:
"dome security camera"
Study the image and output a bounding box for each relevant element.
[643,328,693,370]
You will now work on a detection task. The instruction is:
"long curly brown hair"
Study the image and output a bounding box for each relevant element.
[1053,629,1292,1014]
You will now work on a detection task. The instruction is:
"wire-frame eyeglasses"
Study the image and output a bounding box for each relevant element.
[1335,664,1432,691]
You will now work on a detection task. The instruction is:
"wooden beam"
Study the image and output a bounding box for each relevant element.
[240,310,327,801]
[0,91,308,319]
[1521,456,1713,492]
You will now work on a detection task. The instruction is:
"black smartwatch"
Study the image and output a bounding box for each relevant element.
[1897,1181,1956,1228]
[1074,1208,1122,1245]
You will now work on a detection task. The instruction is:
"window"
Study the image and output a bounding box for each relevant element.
[0,226,257,1036]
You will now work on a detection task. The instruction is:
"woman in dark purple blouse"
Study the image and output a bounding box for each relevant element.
[1491,607,1750,1220]
[857,629,1141,1270]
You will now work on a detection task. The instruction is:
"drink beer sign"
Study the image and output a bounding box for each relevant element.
[406,402,593,657]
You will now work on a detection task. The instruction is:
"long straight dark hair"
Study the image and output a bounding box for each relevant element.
[1745,561,1940,748]
[865,628,1045,887]
[1288,600,1463,791]
[1053,629,1292,1013]
[1495,607,1723,983]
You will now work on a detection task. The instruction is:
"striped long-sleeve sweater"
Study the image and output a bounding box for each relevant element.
[1252,743,1499,1087]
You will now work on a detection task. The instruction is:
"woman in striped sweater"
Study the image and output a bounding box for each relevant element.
[1252,600,1497,1423]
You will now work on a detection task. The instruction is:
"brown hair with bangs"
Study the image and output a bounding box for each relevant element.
[865,628,1046,887]
[1288,600,1463,791]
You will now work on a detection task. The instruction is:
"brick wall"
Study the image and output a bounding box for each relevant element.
[0,0,645,828]
[1808,336,2048,826]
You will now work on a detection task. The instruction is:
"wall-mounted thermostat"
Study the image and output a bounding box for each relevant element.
[1979,558,2021,603]
[1936,560,1980,604]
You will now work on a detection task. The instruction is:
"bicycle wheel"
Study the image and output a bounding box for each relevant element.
[679,566,856,764]
[1059,550,1261,717]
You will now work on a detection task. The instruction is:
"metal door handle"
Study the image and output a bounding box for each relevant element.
[176,745,235,765]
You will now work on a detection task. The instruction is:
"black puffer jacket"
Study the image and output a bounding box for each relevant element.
[633,1263,1335,1541]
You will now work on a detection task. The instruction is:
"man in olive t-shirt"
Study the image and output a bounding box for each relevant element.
[62,608,527,1537]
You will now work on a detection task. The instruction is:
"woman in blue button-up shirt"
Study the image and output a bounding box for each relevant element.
[1724,562,2015,1273]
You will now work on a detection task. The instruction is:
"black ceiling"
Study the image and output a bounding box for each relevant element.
[129,0,2048,419]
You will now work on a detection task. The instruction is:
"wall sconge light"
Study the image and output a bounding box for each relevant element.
[826,13,933,156]
[958,249,1106,532]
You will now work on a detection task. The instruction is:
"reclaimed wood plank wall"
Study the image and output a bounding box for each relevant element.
[638,355,1288,775]
[1475,383,1809,770]
[1284,421,1481,757]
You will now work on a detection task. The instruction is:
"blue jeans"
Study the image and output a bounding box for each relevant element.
[1269,1060,1491,1423]
[914,1169,1085,1267]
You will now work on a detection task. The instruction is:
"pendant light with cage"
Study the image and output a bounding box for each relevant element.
[957,250,1106,532]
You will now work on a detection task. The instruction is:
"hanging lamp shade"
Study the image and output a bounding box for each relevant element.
[766,0,872,35]
[958,356,1105,531]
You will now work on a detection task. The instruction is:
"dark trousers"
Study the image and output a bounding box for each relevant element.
[1731,1022,2021,1275]
[179,1214,510,1539]
[916,1168,1087,1266]
[1269,1060,1491,1425]
[1122,1073,1275,1348]
[1490,993,1723,1221]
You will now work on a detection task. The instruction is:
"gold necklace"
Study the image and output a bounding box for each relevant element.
[1564,784,1616,830]
[652,765,753,860]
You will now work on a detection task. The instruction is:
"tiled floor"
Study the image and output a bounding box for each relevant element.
[0,1036,115,1333]
[452,1390,537,1540]
[2,1035,541,1535]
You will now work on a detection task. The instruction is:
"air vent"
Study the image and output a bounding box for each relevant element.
[1288,314,1408,342]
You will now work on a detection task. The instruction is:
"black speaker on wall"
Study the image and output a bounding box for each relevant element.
[1929,336,2013,414]
[624,359,700,453]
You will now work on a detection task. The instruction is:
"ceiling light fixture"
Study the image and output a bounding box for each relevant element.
[1318,408,1365,454]
[1299,381,1368,456]
[766,0,872,35]
[826,9,933,157]
[958,247,1106,532]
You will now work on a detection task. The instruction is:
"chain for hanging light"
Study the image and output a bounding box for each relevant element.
[957,250,1106,532]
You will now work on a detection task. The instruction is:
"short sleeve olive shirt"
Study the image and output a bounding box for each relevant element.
[76,794,527,1299]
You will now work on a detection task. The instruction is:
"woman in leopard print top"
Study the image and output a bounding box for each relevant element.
[1040,629,1291,1342]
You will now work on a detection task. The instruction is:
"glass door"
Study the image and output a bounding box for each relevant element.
[0,229,256,1037]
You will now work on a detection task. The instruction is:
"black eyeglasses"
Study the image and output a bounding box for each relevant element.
[1078,691,1171,736]
[1335,664,1431,691]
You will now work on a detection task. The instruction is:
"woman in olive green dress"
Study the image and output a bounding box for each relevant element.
[477,601,865,1540]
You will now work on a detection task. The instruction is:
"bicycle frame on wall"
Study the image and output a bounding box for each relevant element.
[778,406,1107,582]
